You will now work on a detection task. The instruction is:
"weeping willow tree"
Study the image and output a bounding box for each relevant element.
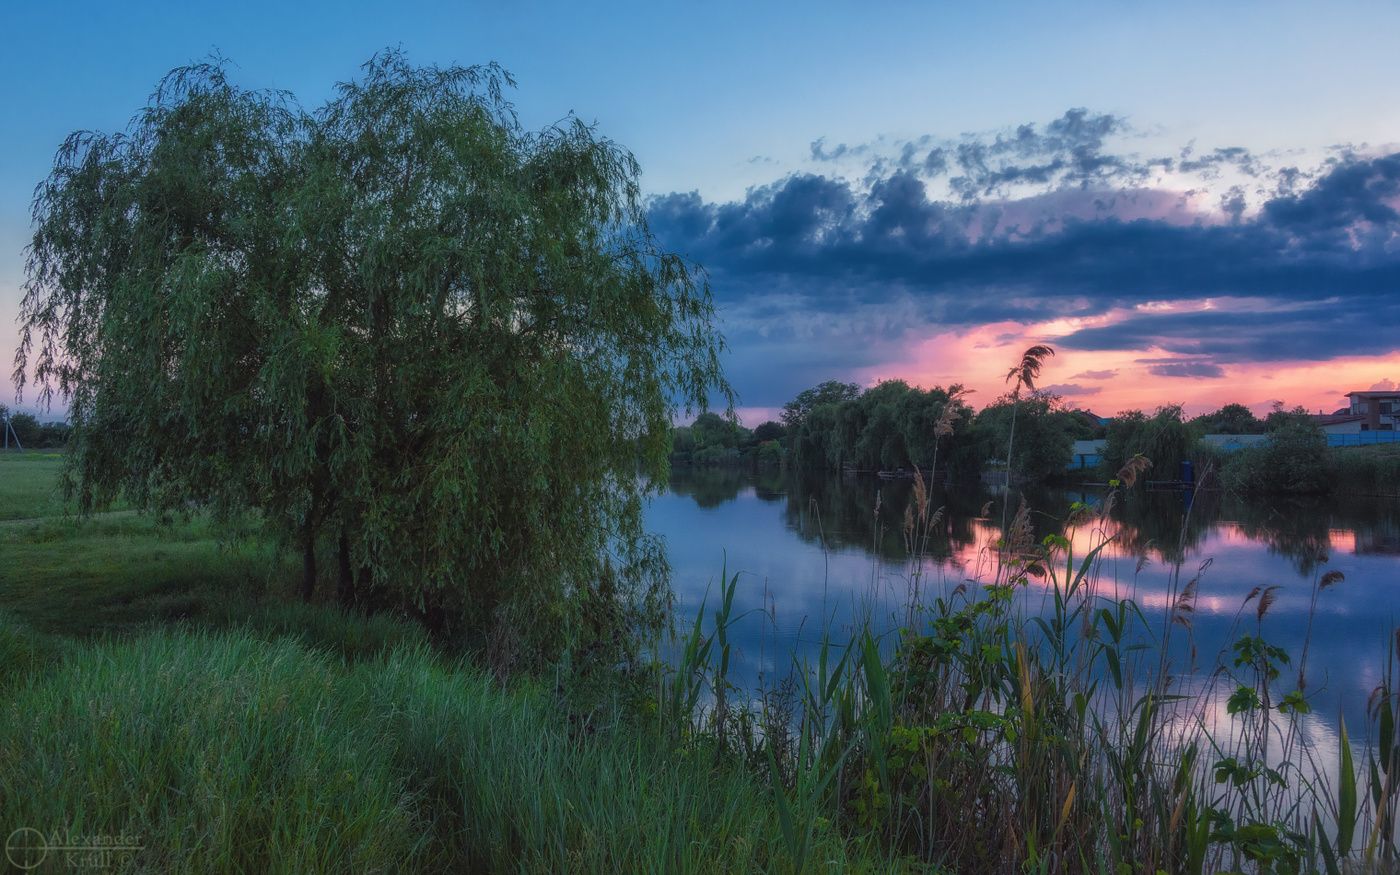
[16,52,730,647]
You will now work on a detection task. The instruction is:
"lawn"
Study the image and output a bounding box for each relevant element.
[0,453,68,521]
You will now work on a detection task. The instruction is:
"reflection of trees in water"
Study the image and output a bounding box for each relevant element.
[663,467,1400,574]
[666,467,799,509]
[751,468,788,503]
[1109,489,1221,567]
[1224,494,1400,571]
[780,471,993,564]
[666,468,745,509]
[1226,496,1333,576]
[1335,499,1400,556]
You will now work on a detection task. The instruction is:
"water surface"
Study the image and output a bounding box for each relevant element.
[648,467,1400,763]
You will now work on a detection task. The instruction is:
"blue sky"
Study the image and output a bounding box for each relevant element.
[5,0,1400,422]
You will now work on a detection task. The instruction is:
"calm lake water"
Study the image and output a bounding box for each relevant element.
[647,466,1400,762]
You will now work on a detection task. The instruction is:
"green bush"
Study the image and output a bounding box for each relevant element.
[1222,421,1333,494]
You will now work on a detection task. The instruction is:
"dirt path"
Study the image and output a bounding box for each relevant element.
[0,508,141,527]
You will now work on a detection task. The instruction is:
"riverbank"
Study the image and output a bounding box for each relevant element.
[3,455,1398,872]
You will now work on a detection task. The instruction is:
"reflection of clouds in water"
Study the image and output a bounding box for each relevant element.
[651,469,1400,779]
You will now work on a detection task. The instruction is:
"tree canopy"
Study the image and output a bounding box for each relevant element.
[16,52,729,647]
[780,380,862,428]
[787,380,977,474]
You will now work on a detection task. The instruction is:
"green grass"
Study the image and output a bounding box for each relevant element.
[0,455,893,874]
[0,512,294,637]
[0,619,888,874]
[0,453,69,520]
[1333,442,1400,494]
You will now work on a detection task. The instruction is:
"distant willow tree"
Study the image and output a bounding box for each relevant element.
[16,52,729,645]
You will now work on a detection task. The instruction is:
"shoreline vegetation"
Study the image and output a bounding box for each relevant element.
[4,451,1399,873]
[668,383,1400,498]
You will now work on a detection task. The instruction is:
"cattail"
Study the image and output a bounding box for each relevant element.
[1320,570,1344,590]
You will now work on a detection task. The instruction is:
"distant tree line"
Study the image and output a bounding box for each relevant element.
[0,406,71,449]
[669,412,786,467]
[674,380,1347,495]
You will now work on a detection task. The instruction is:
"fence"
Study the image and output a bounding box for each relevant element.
[1329,432,1400,447]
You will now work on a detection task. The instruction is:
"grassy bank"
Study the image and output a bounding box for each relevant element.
[2,620,871,873]
[3,456,1399,872]
[1333,442,1400,495]
[0,455,871,873]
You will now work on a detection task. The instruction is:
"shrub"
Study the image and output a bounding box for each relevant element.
[1222,420,1333,494]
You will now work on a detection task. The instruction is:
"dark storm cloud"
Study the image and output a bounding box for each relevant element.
[652,152,1400,348]
[1058,297,1400,363]
[649,116,1400,406]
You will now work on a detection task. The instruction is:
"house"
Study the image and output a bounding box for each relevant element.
[1346,391,1400,432]
[1068,440,1104,469]
[1313,408,1366,435]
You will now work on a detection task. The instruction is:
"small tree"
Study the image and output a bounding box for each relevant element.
[17,53,730,649]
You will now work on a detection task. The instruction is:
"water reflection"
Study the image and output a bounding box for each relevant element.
[652,467,1400,753]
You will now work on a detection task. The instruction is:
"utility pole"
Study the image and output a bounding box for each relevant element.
[3,414,22,452]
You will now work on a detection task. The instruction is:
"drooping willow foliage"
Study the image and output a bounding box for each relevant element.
[17,51,730,647]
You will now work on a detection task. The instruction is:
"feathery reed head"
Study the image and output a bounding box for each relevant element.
[1004,344,1055,392]
[934,403,961,440]
[911,467,929,523]
[1006,498,1033,555]
[1116,454,1153,489]
[1256,585,1282,621]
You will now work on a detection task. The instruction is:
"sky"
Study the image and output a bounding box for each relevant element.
[3,0,1399,425]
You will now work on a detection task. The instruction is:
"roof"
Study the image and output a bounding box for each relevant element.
[1314,413,1366,425]
[1347,390,1400,398]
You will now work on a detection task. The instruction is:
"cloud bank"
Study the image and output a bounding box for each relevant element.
[648,111,1400,407]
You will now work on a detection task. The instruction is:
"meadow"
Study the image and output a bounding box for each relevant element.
[2,451,1398,873]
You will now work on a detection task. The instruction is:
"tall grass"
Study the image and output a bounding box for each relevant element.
[0,612,899,873]
[661,469,1400,873]
[1333,444,1400,496]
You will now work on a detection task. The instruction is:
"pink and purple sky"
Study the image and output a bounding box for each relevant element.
[3,0,1399,424]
